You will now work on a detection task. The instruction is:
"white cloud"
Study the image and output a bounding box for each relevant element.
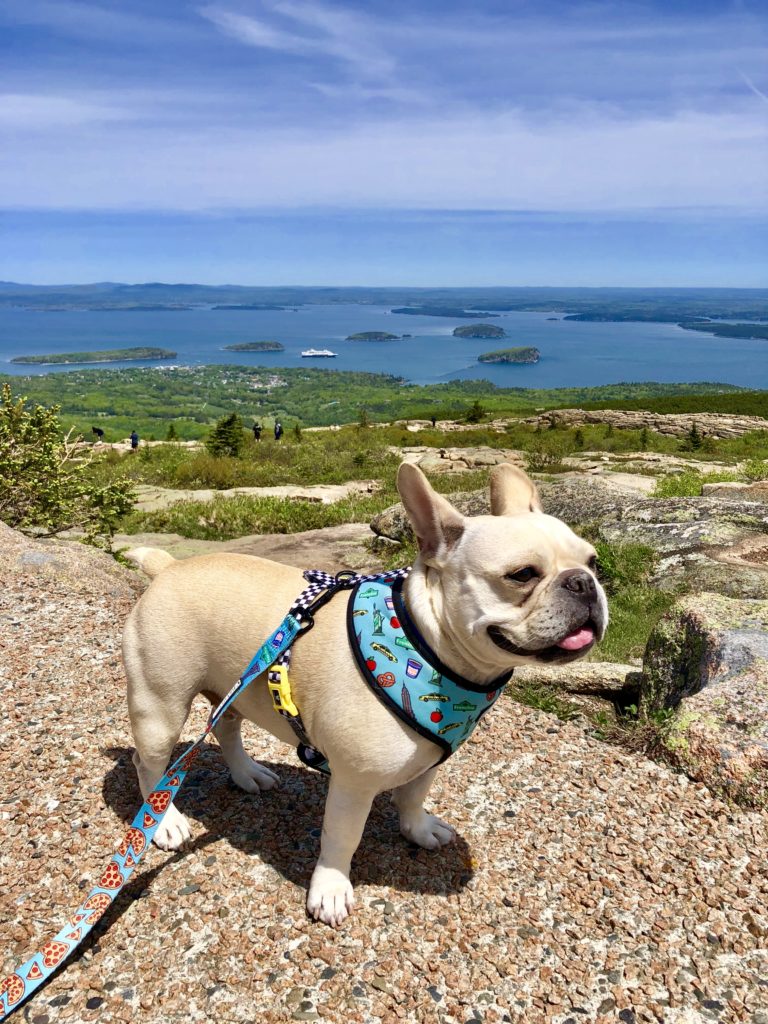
[199,2,395,80]
[0,93,134,127]
[1,106,765,212]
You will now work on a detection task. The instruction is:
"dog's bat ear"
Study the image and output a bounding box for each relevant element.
[397,463,465,565]
[489,463,542,516]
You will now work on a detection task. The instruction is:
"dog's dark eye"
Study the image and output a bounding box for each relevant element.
[505,566,538,584]
[587,555,598,572]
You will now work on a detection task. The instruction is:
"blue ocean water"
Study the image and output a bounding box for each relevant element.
[0,304,766,389]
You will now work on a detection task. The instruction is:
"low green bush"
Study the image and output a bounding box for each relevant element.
[121,489,399,540]
[589,539,677,662]
[651,469,741,498]
[743,458,768,482]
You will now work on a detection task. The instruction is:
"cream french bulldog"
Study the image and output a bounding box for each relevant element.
[123,463,607,927]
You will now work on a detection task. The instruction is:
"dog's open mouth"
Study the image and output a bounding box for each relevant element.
[487,621,597,660]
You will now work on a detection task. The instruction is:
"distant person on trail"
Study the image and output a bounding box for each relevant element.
[430,415,437,428]
[92,426,105,442]
[130,430,139,451]
[274,420,283,441]
[252,422,262,442]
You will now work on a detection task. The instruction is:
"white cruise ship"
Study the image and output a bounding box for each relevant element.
[301,348,337,358]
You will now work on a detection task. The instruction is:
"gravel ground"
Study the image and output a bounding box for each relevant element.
[1,525,768,1024]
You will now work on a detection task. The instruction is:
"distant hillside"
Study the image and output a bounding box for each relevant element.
[679,322,768,341]
[391,306,498,319]
[0,366,745,439]
[1,282,766,320]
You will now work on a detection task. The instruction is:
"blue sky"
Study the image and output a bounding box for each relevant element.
[1,0,766,285]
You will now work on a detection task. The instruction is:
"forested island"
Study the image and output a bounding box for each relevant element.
[222,341,285,352]
[346,331,400,341]
[478,346,540,364]
[211,304,288,311]
[678,322,768,341]
[453,324,506,339]
[11,346,177,365]
[391,306,498,319]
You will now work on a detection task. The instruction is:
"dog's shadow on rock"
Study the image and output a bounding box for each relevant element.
[101,746,474,897]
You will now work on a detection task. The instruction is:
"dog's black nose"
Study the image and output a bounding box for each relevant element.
[559,569,597,598]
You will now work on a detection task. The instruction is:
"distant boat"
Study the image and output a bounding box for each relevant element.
[301,348,337,358]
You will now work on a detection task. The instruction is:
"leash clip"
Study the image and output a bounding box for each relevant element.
[267,663,299,717]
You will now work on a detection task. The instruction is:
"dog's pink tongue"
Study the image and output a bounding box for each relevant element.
[557,627,594,651]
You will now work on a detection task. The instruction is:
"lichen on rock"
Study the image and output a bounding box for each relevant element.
[641,593,768,806]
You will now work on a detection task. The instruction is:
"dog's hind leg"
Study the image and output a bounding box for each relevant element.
[125,626,198,851]
[129,695,195,852]
[208,703,280,794]
[391,767,456,849]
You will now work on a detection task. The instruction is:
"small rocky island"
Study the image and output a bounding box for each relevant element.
[478,346,540,364]
[453,324,507,339]
[11,346,177,365]
[222,341,285,352]
[346,331,400,341]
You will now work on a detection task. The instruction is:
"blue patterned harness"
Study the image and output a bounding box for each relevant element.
[347,577,510,762]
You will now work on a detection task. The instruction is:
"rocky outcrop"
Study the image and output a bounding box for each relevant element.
[641,594,768,806]
[115,523,379,573]
[133,479,379,512]
[513,661,640,695]
[525,407,768,439]
[371,475,633,543]
[702,480,768,503]
[394,446,526,475]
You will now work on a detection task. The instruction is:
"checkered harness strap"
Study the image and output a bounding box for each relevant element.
[269,569,411,759]
[0,567,409,1021]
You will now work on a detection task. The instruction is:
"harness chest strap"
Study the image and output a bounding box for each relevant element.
[266,572,513,774]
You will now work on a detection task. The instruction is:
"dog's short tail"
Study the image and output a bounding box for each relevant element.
[125,546,176,578]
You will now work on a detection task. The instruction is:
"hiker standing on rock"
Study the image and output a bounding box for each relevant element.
[130,429,139,451]
[274,420,283,442]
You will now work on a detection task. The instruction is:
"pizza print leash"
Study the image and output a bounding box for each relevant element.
[0,568,406,1021]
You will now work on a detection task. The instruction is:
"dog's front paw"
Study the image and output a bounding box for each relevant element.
[153,804,191,851]
[230,759,280,794]
[400,811,456,850]
[307,866,354,928]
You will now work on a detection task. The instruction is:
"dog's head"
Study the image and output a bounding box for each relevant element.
[397,462,608,677]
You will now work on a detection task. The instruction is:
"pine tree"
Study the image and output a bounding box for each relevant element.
[206,413,244,457]
[687,422,703,450]
[465,399,486,424]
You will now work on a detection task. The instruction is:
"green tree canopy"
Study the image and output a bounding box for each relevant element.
[0,383,134,543]
[206,412,245,457]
